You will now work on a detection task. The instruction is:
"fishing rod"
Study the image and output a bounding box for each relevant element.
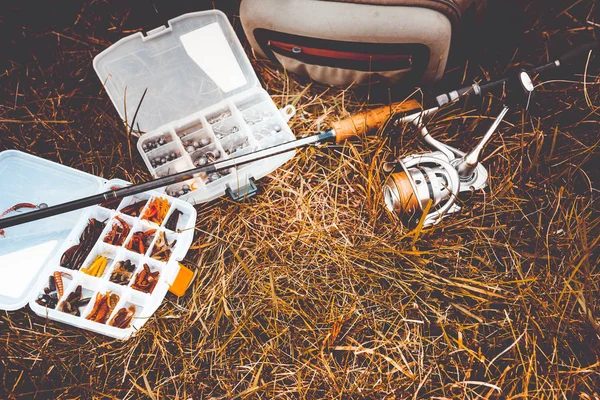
[0,100,420,231]
[0,40,597,231]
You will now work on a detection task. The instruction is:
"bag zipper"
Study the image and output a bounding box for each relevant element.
[270,40,412,64]
[269,40,413,72]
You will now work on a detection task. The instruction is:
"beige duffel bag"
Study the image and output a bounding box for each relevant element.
[240,0,486,86]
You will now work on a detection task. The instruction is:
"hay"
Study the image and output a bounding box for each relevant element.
[1,1,599,398]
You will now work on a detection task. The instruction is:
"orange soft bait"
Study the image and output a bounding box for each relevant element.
[142,197,170,225]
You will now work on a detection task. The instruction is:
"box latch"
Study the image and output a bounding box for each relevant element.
[226,178,258,202]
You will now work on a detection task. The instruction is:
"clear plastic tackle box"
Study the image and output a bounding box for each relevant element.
[0,150,197,339]
[0,10,292,340]
[93,10,297,202]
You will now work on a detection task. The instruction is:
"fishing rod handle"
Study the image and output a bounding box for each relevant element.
[331,99,421,143]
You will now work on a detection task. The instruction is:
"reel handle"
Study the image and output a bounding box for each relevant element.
[332,99,421,143]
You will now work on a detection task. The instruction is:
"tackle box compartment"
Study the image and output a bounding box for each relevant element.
[93,10,297,204]
[0,150,196,340]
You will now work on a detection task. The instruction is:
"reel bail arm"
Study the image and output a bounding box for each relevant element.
[454,105,509,182]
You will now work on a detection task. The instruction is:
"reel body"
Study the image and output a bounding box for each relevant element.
[383,105,511,227]
[384,150,488,227]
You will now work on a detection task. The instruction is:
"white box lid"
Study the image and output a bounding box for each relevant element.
[0,150,105,311]
[93,10,259,133]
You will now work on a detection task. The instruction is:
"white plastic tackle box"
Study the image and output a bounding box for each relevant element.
[0,150,196,340]
[0,10,293,340]
[93,10,297,203]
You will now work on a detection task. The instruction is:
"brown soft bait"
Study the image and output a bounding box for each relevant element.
[151,231,176,262]
[120,200,147,217]
[164,209,183,231]
[60,218,106,269]
[58,285,90,317]
[109,260,136,285]
[36,272,71,309]
[109,305,136,329]
[86,291,120,324]
[126,229,156,254]
[131,264,160,294]
[104,216,131,246]
[0,202,45,237]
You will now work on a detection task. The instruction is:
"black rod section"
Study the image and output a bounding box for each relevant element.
[435,40,599,107]
[0,130,337,230]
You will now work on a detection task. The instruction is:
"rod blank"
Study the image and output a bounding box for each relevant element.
[0,130,336,230]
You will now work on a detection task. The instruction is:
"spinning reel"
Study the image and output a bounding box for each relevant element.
[383,70,535,227]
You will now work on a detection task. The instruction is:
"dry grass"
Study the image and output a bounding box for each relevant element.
[1,0,599,398]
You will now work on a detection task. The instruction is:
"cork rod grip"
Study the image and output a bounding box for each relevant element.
[332,99,421,143]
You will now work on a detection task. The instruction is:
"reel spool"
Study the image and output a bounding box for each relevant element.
[384,154,461,227]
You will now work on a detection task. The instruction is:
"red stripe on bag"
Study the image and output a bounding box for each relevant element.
[269,40,411,62]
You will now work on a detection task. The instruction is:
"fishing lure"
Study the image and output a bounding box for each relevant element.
[0,202,47,236]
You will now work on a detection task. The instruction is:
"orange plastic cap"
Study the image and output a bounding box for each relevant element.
[169,263,195,297]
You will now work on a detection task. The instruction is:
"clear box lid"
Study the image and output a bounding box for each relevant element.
[93,10,260,133]
[0,150,105,311]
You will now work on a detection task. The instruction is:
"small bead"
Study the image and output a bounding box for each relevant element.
[200,137,210,146]
[182,184,190,191]
[186,146,195,153]
[274,125,281,132]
